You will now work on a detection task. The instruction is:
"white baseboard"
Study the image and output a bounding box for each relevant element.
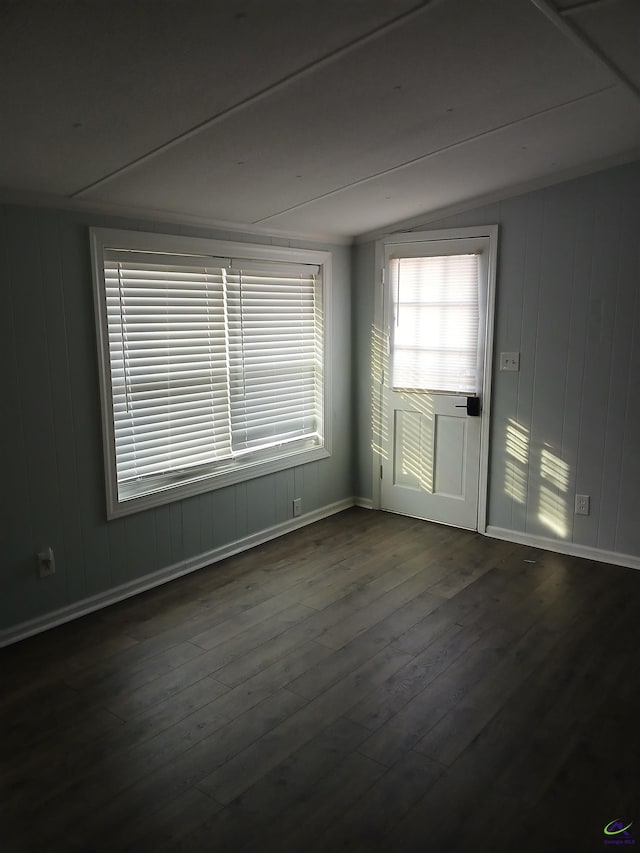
[0,498,355,648]
[353,496,373,509]
[485,525,640,571]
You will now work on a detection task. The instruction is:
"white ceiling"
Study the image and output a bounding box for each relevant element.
[1,0,639,241]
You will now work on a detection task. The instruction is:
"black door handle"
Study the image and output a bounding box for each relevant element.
[455,396,481,416]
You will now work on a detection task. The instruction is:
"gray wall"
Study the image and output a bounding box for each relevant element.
[4,159,639,637]
[354,161,640,559]
[1,204,353,633]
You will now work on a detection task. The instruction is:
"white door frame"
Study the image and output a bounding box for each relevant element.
[371,224,499,533]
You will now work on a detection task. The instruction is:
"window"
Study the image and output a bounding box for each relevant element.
[390,252,481,394]
[91,229,331,518]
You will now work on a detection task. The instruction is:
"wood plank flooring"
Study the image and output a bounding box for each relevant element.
[2,507,639,852]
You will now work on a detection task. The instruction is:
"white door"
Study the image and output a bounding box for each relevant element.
[378,230,496,531]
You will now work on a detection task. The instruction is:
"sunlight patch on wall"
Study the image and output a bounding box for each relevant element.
[540,448,570,491]
[504,418,529,504]
[371,324,389,459]
[505,460,528,505]
[538,485,568,538]
[538,445,570,538]
[506,419,529,464]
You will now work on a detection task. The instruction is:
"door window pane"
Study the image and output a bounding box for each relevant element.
[391,254,480,394]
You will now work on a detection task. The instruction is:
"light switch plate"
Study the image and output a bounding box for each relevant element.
[500,352,520,372]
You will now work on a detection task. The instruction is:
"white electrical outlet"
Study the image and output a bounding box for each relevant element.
[575,494,590,516]
[293,498,302,518]
[500,352,520,372]
[37,546,55,577]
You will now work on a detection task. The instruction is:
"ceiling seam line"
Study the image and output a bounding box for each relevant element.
[529,0,640,103]
[0,188,350,244]
[354,147,640,244]
[560,0,620,14]
[252,85,616,224]
[70,0,447,200]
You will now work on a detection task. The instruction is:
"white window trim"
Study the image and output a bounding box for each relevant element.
[90,228,332,519]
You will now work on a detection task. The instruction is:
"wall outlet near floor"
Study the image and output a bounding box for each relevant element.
[575,494,590,516]
[37,546,56,577]
[292,498,302,518]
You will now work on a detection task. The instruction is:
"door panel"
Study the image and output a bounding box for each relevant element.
[383,390,480,529]
[379,231,494,531]
[434,413,465,497]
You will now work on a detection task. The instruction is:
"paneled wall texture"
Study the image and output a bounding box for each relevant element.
[0,209,352,634]
[2,159,640,637]
[355,161,640,560]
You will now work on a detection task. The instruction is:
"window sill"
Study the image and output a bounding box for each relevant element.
[107,442,330,518]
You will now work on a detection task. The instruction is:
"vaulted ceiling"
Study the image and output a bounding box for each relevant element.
[2,0,639,240]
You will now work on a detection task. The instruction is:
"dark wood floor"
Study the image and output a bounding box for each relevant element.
[2,508,639,852]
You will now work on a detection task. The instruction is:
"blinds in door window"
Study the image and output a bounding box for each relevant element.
[103,251,322,496]
[390,253,480,394]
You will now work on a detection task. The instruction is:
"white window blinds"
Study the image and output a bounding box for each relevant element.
[227,263,321,455]
[103,250,322,501]
[390,253,480,394]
